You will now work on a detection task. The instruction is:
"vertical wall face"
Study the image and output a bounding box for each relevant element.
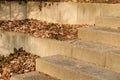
[58,2,78,24]
[27,2,45,20]
[77,3,101,25]
[101,4,120,17]
[11,1,27,20]
[0,2,10,20]
[43,2,59,23]
[1,2,120,24]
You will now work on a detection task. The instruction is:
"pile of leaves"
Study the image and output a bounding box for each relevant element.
[0,47,40,80]
[0,19,89,40]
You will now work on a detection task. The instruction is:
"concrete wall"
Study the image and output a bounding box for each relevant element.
[0,31,72,57]
[1,2,120,24]
[0,2,10,20]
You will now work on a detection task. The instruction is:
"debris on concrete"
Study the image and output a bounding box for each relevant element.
[0,19,90,40]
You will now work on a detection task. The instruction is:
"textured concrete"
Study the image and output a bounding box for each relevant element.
[43,2,60,23]
[96,16,120,30]
[1,2,120,24]
[36,55,120,80]
[101,4,120,17]
[25,36,72,57]
[10,71,58,80]
[11,1,27,20]
[27,2,46,21]
[0,31,72,57]
[77,3,100,25]
[58,2,78,24]
[67,40,120,73]
[0,2,10,20]
[1,31,28,55]
[78,27,120,47]
[106,53,120,73]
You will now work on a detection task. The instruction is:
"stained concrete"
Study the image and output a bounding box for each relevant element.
[96,16,120,30]
[0,2,10,20]
[36,55,120,80]
[1,2,120,24]
[10,71,58,80]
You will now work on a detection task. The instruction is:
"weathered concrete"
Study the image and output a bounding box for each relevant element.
[58,2,78,24]
[78,27,120,47]
[1,31,27,55]
[36,55,120,80]
[71,40,120,73]
[1,2,120,24]
[27,2,46,21]
[0,2,10,20]
[43,2,60,23]
[11,1,27,20]
[10,71,58,80]
[25,36,72,57]
[96,16,120,30]
[106,53,120,73]
[0,30,120,73]
[71,40,107,67]
[0,31,72,57]
[101,4,120,17]
[77,3,101,24]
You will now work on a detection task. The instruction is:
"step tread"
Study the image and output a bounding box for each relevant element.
[80,27,120,34]
[39,55,120,80]
[78,27,120,47]
[63,40,120,55]
[10,71,59,80]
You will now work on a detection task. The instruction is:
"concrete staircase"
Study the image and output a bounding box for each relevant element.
[10,16,120,80]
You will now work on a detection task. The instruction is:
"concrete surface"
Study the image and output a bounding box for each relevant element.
[0,30,120,73]
[11,1,27,20]
[0,2,10,20]
[1,2,120,24]
[58,2,78,24]
[106,52,120,73]
[77,3,101,24]
[78,27,120,47]
[68,40,120,73]
[0,31,72,57]
[36,55,120,80]
[96,16,120,30]
[10,71,58,80]
[101,4,120,17]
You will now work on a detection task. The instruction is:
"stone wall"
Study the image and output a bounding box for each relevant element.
[0,2,120,24]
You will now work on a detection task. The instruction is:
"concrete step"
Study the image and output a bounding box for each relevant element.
[78,27,120,47]
[36,55,120,80]
[64,40,120,73]
[95,16,120,30]
[10,71,59,80]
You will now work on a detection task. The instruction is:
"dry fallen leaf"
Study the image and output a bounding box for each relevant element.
[0,48,40,80]
[0,19,91,40]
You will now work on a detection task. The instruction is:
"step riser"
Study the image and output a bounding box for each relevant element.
[73,46,106,67]
[78,28,120,47]
[106,53,120,73]
[36,59,99,80]
[95,16,120,30]
[73,46,120,73]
